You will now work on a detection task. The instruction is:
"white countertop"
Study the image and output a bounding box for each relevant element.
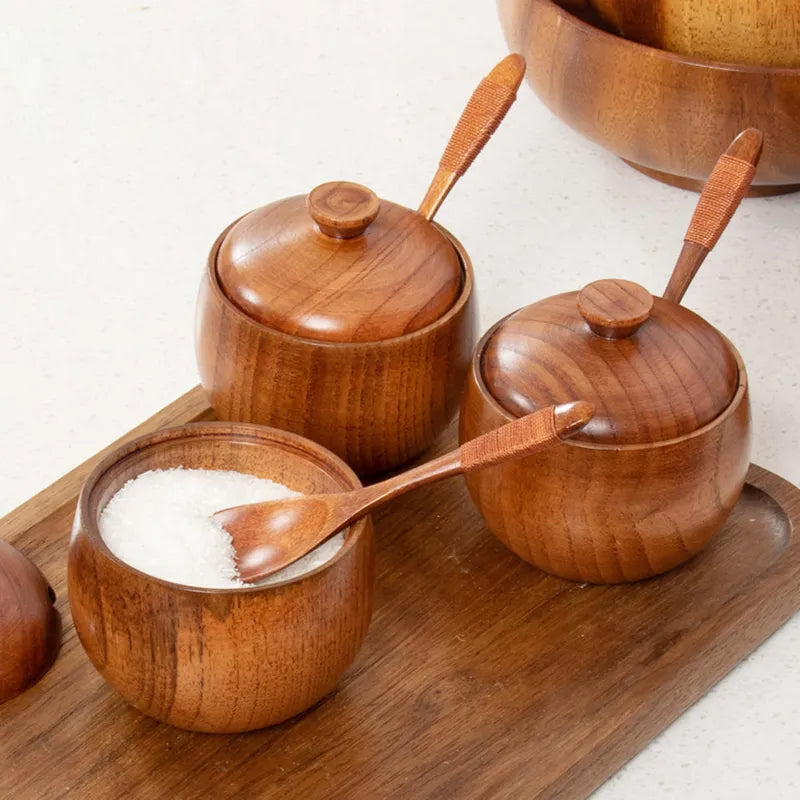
[2,1,798,796]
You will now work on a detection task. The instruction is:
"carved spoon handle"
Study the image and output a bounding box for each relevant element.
[663,128,763,304]
[417,53,526,221]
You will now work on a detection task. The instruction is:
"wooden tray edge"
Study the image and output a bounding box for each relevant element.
[3,388,800,799]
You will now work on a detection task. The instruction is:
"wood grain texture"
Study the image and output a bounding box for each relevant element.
[0,541,60,704]
[586,0,800,67]
[481,291,739,445]
[463,332,750,582]
[306,181,381,239]
[577,278,653,339]
[197,223,478,476]
[498,0,800,194]
[69,422,374,733]
[216,188,461,343]
[1,391,799,799]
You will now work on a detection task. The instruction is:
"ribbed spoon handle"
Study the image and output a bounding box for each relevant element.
[663,128,763,304]
[417,53,526,221]
[460,401,594,471]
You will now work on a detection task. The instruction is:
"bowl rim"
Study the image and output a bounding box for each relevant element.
[73,421,370,595]
[204,213,475,349]
[470,304,749,452]
[532,0,800,75]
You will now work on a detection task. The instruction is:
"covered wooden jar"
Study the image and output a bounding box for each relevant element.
[196,180,477,475]
[460,277,750,583]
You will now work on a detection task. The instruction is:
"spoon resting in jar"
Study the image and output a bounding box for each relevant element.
[663,127,763,303]
[215,401,593,582]
[417,53,526,221]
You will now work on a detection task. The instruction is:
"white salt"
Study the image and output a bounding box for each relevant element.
[98,468,344,589]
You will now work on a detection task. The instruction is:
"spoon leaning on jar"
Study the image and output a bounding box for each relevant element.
[215,401,593,582]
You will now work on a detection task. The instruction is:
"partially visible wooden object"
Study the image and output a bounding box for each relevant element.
[222,402,593,581]
[2,390,800,798]
[418,53,526,220]
[586,0,800,67]
[69,422,374,733]
[0,541,60,703]
[664,129,762,303]
[198,224,477,476]
[497,0,800,194]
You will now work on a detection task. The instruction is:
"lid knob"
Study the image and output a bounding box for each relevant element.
[307,181,381,239]
[577,279,653,339]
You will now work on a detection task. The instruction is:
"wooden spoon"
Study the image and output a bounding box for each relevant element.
[417,53,526,221]
[216,401,593,582]
[663,128,763,304]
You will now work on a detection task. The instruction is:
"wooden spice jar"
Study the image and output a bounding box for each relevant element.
[460,277,750,583]
[196,180,477,476]
[459,128,763,584]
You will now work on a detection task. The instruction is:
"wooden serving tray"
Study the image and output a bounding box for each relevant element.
[2,386,800,799]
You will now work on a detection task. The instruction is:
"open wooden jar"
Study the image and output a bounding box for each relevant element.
[196,181,476,476]
[460,130,761,583]
[68,422,373,732]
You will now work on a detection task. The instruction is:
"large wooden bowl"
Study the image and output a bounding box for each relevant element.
[587,0,800,67]
[498,0,800,194]
[460,322,751,584]
[68,423,374,733]
[196,223,477,477]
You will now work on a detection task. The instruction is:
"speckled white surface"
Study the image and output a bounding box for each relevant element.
[1,1,798,796]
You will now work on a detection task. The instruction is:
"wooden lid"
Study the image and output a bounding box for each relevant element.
[0,541,60,704]
[215,181,463,343]
[481,279,740,445]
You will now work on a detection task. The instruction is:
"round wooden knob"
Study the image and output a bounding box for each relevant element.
[307,181,381,239]
[577,279,653,339]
